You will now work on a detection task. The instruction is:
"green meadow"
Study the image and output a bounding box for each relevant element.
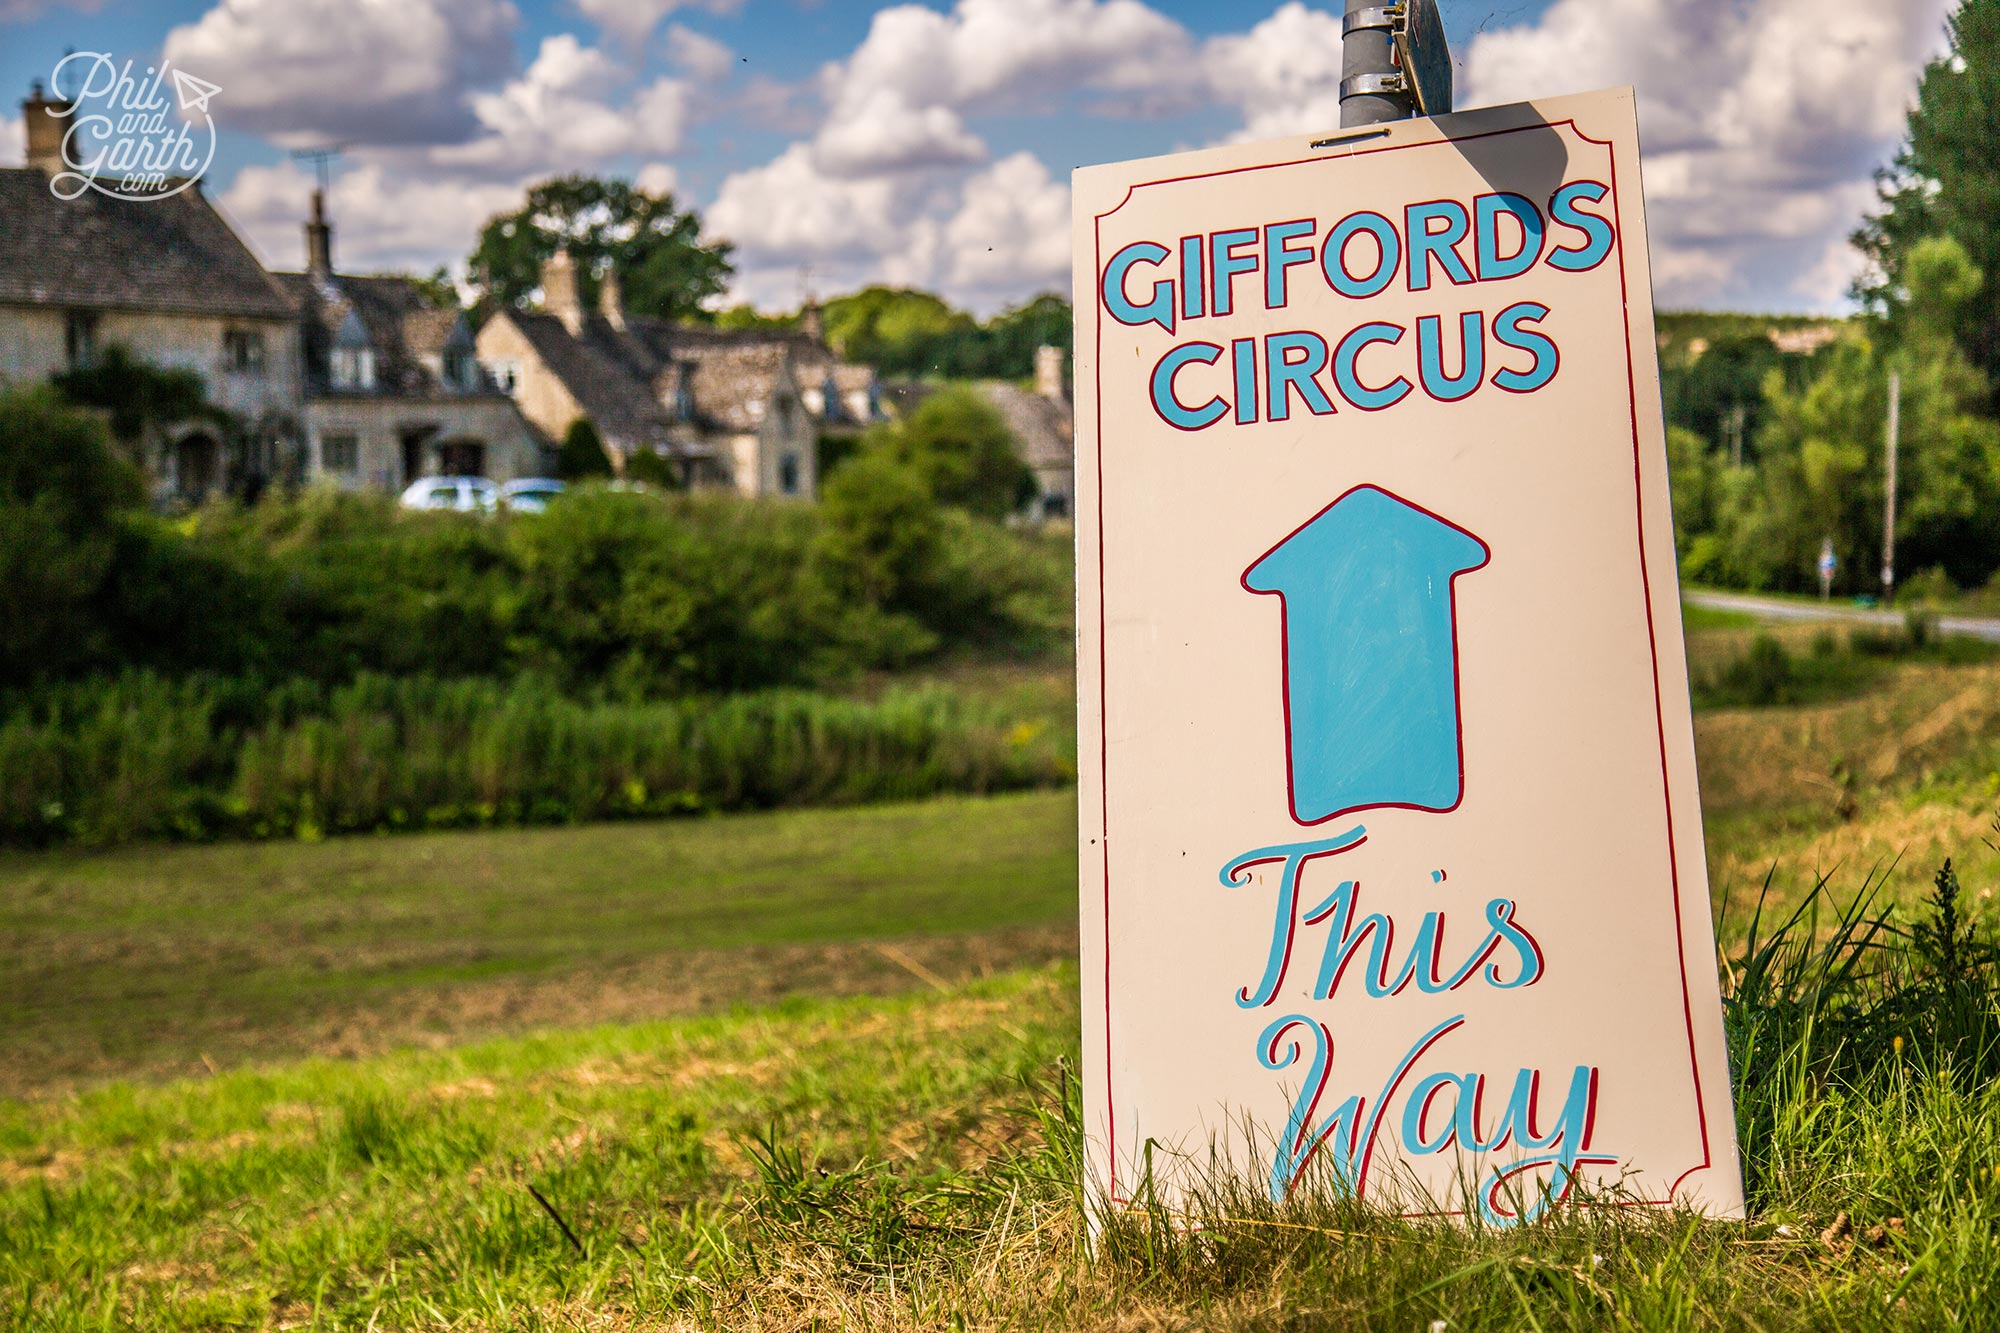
[5,611,2000,1328]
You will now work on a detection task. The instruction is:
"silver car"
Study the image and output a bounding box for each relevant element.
[500,478,565,513]
[399,476,499,512]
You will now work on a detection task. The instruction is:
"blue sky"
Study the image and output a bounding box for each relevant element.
[0,0,1951,315]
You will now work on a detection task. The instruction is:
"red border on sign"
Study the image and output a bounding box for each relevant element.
[1088,114,1715,1210]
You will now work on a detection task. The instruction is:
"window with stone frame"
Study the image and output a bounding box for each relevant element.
[223,328,266,375]
[321,433,360,473]
[64,311,98,370]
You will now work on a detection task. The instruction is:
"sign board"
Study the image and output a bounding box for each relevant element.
[1396,0,1454,117]
[1072,89,1742,1227]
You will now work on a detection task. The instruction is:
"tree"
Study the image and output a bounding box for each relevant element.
[875,387,1035,520]
[1742,239,2000,592]
[713,304,799,334]
[557,418,614,481]
[1660,335,1790,462]
[981,294,1072,380]
[814,449,942,610]
[52,343,221,453]
[822,287,980,377]
[468,177,733,321]
[0,387,143,683]
[1855,1,2000,385]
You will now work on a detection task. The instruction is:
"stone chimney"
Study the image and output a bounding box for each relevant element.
[23,81,68,175]
[542,247,584,336]
[800,297,825,344]
[1035,344,1067,402]
[304,188,335,277]
[599,266,626,331]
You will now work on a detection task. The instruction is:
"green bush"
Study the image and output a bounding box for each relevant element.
[557,417,614,480]
[0,671,1076,848]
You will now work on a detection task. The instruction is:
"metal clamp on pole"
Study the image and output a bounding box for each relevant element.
[1341,72,1408,100]
[1341,5,1399,37]
[1339,0,1412,127]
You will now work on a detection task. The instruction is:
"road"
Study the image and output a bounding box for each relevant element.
[1685,589,2000,643]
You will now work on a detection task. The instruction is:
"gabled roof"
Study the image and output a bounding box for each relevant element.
[977,382,1074,472]
[277,271,498,399]
[502,310,681,447]
[488,303,880,446]
[0,168,295,320]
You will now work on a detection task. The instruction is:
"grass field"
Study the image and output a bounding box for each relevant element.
[6,610,2000,1327]
[0,793,1076,1095]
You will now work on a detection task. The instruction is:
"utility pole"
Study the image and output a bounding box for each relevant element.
[1882,371,1901,603]
[1340,1,1413,127]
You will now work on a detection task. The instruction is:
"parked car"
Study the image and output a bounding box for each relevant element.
[399,476,499,512]
[500,478,565,513]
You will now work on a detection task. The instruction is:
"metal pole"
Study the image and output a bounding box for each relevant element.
[1882,371,1901,602]
[1341,1,1413,127]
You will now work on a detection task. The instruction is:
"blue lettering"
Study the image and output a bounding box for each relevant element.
[1417,312,1485,403]
[1211,227,1260,316]
[1493,301,1559,393]
[1547,181,1615,272]
[1475,193,1545,280]
[1265,332,1336,423]
[1102,241,1175,333]
[1150,342,1226,430]
[1406,200,1474,292]
[1322,211,1400,299]
[1333,322,1412,411]
[1264,219,1318,309]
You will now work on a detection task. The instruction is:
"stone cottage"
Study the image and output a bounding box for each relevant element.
[0,82,304,503]
[475,251,882,498]
[275,192,547,490]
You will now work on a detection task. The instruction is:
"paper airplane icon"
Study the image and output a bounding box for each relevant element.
[171,68,221,115]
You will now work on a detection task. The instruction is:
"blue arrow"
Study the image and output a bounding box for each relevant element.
[1242,485,1490,825]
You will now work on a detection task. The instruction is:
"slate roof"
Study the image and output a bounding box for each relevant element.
[978,382,1074,473]
[278,271,498,399]
[507,311,683,448]
[498,311,875,444]
[0,168,295,320]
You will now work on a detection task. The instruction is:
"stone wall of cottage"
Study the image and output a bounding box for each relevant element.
[0,304,301,424]
[304,395,547,491]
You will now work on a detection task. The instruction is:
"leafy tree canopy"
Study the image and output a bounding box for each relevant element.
[1855,0,2000,383]
[469,176,733,322]
[871,386,1035,521]
[817,287,1072,380]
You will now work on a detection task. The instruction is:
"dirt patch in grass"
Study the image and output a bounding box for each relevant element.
[0,923,1076,1099]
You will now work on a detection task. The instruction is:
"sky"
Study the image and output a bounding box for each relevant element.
[0,0,1958,316]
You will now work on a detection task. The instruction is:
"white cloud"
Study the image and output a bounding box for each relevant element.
[162,0,519,146]
[666,23,734,82]
[218,157,523,276]
[707,143,1069,314]
[0,115,21,167]
[572,0,743,48]
[814,88,986,176]
[811,0,1194,176]
[1463,0,1951,309]
[942,152,1071,302]
[435,34,693,178]
[1201,2,1347,141]
[634,161,679,196]
[708,141,910,271]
